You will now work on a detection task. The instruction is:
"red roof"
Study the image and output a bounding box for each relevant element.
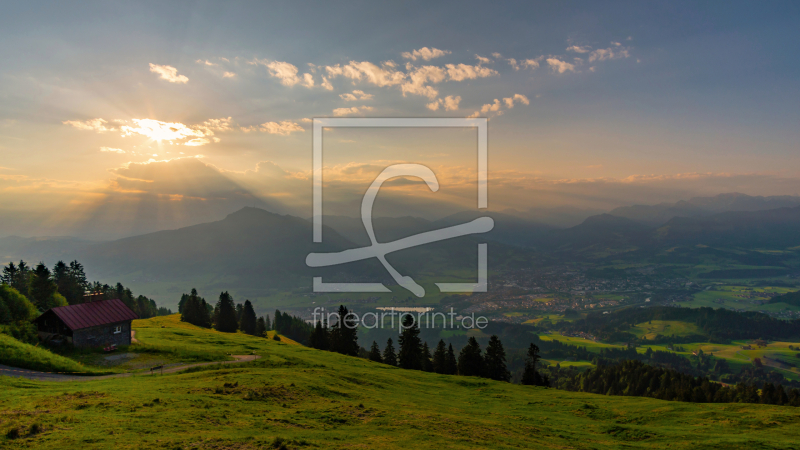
[44,299,139,330]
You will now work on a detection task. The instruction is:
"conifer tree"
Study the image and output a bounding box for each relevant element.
[445,343,458,375]
[1,262,17,287]
[329,305,359,356]
[8,261,31,298]
[265,314,271,331]
[240,300,258,335]
[398,314,423,370]
[236,303,244,323]
[273,309,282,333]
[368,341,383,363]
[421,341,433,372]
[484,335,511,382]
[309,319,329,350]
[432,339,448,374]
[214,291,239,332]
[255,316,266,337]
[457,337,485,377]
[383,338,398,366]
[521,343,548,386]
[29,263,66,310]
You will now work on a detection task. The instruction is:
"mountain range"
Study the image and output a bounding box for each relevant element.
[608,193,800,226]
[2,192,800,306]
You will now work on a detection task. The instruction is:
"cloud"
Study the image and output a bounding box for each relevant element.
[507,58,519,70]
[567,45,591,54]
[401,65,447,98]
[522,58,542,70]
[588,46,630,62]
[265,61,302,86]
[428,95,461,111]
[100,147,125,154]
[66,117,236,145]
[339,90,373,101]
[333,106,374,116]
[475,54,492,64]
[121,119,205,143]
[222,71,236,78]
[321,76,333,90]
[502,94,529,108]
[259,121,304,136]
[546,58,576,73]
[197,117,233,134]
[149,63,189,83]
[185,138,211,146]
[325,61,405,87]
[63,118,113,132]
[300,118,313,123]
[301,73,315,88]
[480,99,502,113]
[196,59,218,66]
[401,47,451,61]
[444,63,498,81]
[443,95,461,111]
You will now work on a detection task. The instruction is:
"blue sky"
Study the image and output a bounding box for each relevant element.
[1,1,799,237]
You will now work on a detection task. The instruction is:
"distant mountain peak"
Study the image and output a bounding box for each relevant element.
[609,193,800,226]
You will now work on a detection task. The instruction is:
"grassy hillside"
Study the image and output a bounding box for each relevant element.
[630,320,702,340]
[0,333,103,374]
[2,318,800,448]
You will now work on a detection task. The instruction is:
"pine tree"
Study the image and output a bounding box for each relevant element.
[214,291,239,333]
[383,338,398,366]
[273,309,283,333]
[484,335,510,382]
[521,343,548,386]
[240,300,258,335]
[458,337,485,377]
[29,263,65,310]
[421,341,433,372]
[11,261,31,298]
[329,305,359,356]
[398,314,422,370]
[1,262,17,286]
[309,319,329,350]
[265,314,271,331]
[432,339,448,374]
[255,317,266,337]
[445,343,458,375]
[236,303,244,323]
[369,341,383,363]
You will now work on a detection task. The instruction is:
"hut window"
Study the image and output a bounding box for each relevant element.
[113,325,122,334]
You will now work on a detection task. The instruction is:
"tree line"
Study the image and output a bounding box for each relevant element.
[553,359,800,407]
[307,308,549,386]
[1,259,171,343]
[178,288,313,344]
[559,306,800,343]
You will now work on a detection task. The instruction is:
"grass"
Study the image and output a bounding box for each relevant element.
[538,333,625,352]
[630,320,703,340]
[2,318,800,448]
[679,285,800,312]
[0,333,106,375]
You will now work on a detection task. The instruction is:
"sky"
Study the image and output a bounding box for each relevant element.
[1,1,800,238]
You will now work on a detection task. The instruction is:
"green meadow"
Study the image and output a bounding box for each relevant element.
[3,317,800,449]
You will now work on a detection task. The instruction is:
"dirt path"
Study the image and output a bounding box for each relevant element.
[0,355,260,382]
